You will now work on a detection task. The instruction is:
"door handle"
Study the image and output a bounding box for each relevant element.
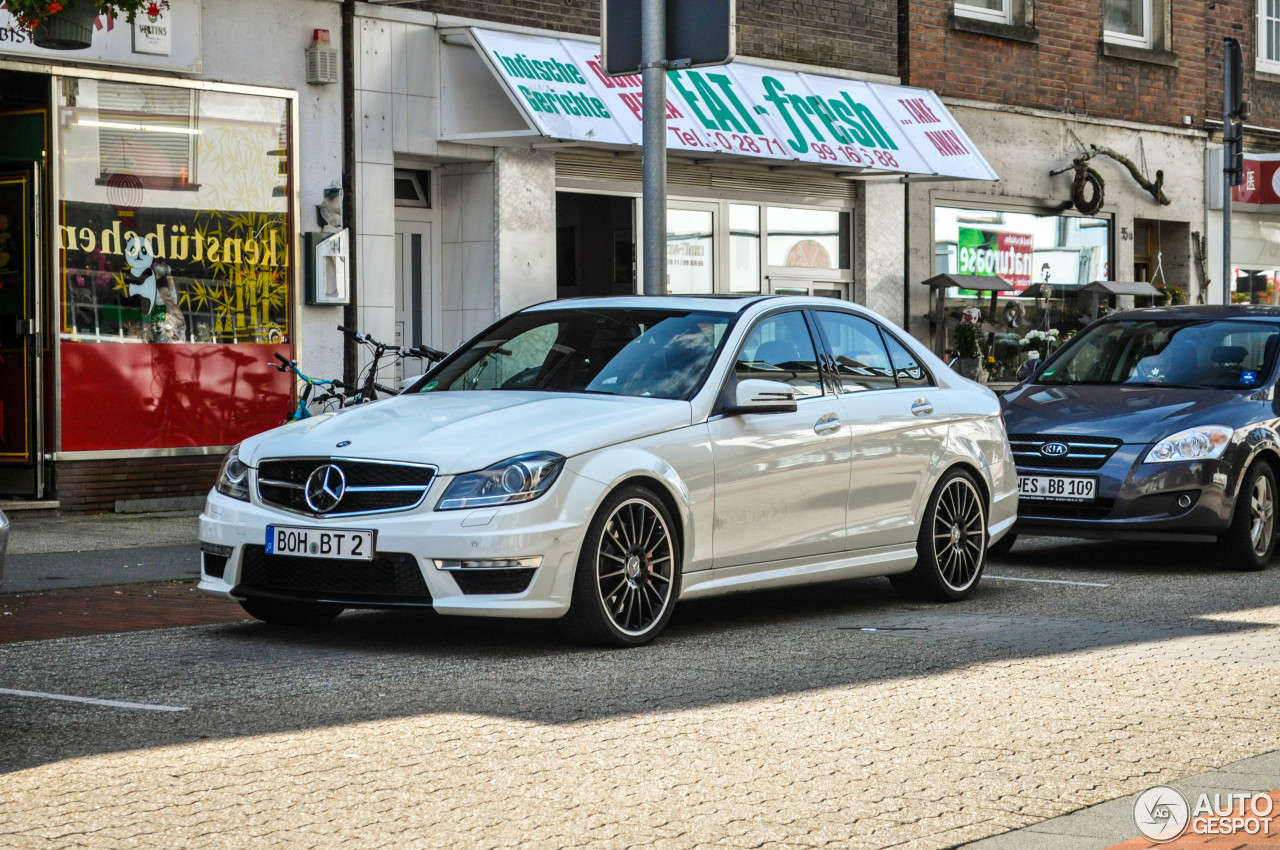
[911,398,933,416]
[814,413,841,435]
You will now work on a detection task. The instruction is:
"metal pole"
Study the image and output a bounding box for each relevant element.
[641,0,667,296]
[1223,38,1234,308]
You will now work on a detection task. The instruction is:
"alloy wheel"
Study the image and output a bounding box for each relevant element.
[594,498,675,637]
[931,476,986,592]
[1250,473,1275,557]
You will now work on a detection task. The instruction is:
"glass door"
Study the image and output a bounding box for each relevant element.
[0,164,42,496]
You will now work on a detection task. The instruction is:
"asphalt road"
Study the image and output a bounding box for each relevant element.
[3,536,1280,849]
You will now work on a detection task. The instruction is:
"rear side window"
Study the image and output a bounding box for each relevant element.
[883,332,934,388]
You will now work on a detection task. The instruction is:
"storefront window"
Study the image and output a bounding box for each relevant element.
[766,207,850,270]
[58,79,291,344]
[934,205,1110,382]
[666,207,713,294]
[55,78,293,451]
[729,204,760,292]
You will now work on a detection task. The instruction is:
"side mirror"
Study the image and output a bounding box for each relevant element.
[725,378,798,415]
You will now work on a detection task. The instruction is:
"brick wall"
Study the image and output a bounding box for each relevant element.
[54,456,221,514]
[405,0,898,76]
[1204,4,1280,143]
[903,0,1207,131]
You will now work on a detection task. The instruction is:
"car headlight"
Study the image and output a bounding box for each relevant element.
[436,452,564,510]
[1144,425,1233,463]
[215,445,251,501]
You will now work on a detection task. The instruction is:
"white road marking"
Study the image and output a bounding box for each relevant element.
[986,575,1110,588]
[0,687,189,712]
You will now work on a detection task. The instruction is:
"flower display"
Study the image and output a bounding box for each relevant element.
[1019,328,1059,355]
[3,0,168,33]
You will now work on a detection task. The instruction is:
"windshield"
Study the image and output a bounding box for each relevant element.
[413,308,734,400]
[1036,319,1280,389]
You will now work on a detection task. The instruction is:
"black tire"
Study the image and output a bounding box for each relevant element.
[891,469,987,601]
[987,532,1018,558]
[1216,462,1277,571]
[559,485,682,647]
[239,597,345,626]
[1072,166,1104,215]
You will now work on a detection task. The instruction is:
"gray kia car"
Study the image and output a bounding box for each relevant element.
[999,305,1280,570]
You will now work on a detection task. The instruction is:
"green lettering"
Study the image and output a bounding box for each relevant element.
[829,99,873,146]
[807,96,850,145]
[667,71,717,130]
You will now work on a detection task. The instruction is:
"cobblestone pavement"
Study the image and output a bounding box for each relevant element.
[3,536,1280,849]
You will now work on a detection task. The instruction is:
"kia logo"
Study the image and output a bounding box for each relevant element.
[1041,441,1070,457]
[304,464,347,513]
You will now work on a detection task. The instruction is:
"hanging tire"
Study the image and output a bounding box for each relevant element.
[239,597,345,626]
[559,484,682,647]
[1216,462,1277,571]
[1072,166,1105,215]
[891,469,987,601]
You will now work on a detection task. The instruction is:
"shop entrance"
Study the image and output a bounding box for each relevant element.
[394,170,439,384]
[556,192,636,298]
[0,164,42,496]
[0,76,50,498]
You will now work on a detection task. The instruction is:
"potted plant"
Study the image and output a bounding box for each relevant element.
[952,321,982,378]
[6,0,169,50]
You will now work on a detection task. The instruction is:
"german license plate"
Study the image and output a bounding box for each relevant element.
[1017,475,1096,502]
[265,525,374,561]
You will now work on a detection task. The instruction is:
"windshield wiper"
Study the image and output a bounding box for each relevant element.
[1124,381,1209,389]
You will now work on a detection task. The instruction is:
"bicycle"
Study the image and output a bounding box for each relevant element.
[270,353,348,421]
[338,325,446,405]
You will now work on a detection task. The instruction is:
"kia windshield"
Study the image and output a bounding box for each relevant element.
[415,308,734,400]
[1035,319,1280,389]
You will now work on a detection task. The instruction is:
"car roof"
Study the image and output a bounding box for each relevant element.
[522,294,836,315]
[1104,304,1280,322]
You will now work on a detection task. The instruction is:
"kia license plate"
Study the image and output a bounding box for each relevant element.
[1017,475,1096,502]
[265,525,375,561]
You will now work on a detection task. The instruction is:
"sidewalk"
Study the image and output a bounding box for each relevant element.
[1,508,201,593]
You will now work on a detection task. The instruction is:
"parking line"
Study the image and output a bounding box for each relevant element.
[985,575,1111,588]
[0,687,189,712]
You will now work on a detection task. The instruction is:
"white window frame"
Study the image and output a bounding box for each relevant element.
[1260,0,1280,73]
[954,0,1011,25]
[1103,0,1154,49]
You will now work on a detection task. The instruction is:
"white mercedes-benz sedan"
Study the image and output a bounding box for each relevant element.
[199,295,1016,646]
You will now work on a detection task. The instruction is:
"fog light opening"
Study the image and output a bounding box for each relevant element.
[1177,494,1193,509]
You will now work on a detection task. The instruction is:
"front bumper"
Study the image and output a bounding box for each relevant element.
[1013,443,1237,541]
[197,467,607,619]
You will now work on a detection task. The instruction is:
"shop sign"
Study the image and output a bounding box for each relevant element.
[470,28,996,181]
[957,227,1033,291]
[1232,153,1280,208]
[0,0,199,73]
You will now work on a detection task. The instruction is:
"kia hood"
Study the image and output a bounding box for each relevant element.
[238,392,694,473]
[1001,383,1267,443]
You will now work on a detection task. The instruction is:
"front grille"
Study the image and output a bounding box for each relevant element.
[1018,498,1116,520]
[257,458,436,516]
[236,545,432,605]
[449,568,537,595]
[1008,434,1123,471]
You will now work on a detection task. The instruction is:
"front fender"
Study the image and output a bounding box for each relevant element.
[567,433,711,573]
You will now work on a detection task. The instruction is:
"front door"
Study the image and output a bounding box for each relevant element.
[708,310,851,568]
[0,165,42,496]
[394,206,438,385]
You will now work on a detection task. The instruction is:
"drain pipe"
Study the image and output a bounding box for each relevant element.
[341,0,359,387]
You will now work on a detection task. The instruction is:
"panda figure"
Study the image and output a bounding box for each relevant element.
[123,234,158,316]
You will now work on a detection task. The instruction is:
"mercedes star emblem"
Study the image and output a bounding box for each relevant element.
[304,464,347,513]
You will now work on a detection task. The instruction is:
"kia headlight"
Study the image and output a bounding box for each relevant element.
[436,452,564,510]
[1144,426,1233,464]
[216,445,251,501]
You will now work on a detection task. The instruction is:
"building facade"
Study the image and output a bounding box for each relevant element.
[0,0,345,510]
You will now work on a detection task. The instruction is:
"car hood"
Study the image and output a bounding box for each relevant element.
[1001,383,1267,443]
[240,392,694,473]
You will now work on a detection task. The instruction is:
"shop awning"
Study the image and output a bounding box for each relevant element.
[1080,281,1163,297]
[441,28,998,182]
